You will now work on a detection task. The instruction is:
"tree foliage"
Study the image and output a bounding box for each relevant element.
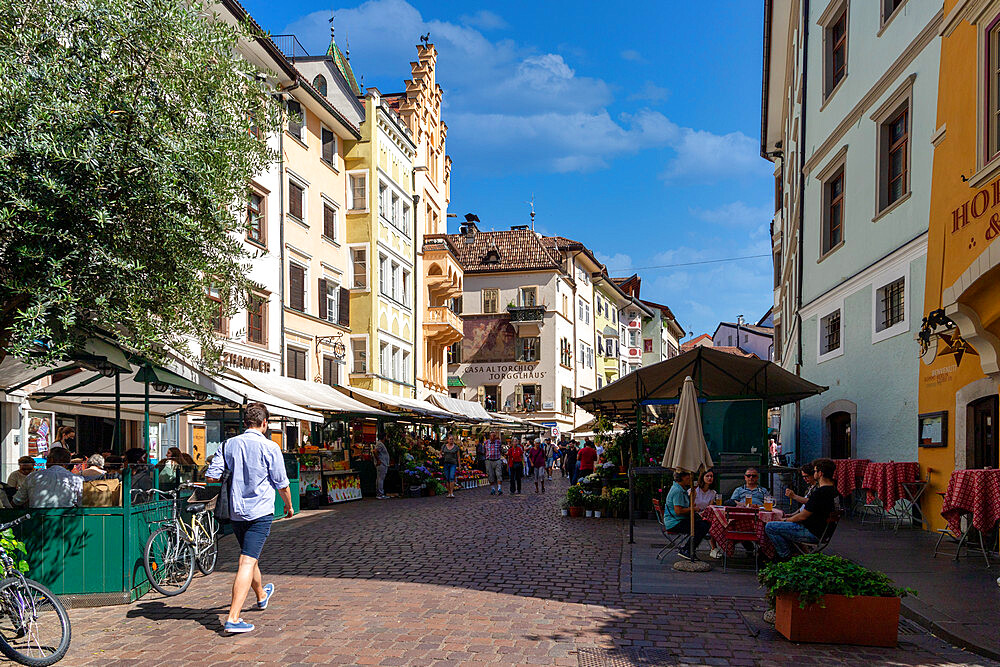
[0,0,281,366]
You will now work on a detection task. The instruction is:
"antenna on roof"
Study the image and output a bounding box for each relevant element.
[526,194,535,232]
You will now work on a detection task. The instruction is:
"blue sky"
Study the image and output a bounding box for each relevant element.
[242,0,775,337]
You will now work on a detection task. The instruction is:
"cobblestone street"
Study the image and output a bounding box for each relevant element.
[65,481,994,666]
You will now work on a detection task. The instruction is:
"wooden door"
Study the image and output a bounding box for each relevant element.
[971,395,999,469]
[828,411,851,459]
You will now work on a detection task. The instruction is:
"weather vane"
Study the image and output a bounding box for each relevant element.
[420,32,431,47]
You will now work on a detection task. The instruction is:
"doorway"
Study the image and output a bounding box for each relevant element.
[828,411,852,459]
[970,395,999,469]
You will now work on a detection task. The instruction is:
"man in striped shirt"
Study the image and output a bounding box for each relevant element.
[484,430,505,495]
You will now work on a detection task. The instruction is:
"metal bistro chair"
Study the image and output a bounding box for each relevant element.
[722,507,761,573]
[791,510,842,555]
[934,522,993,568]
[651,499,687,561]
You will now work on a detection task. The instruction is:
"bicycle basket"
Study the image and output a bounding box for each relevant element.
[187,486,219,513]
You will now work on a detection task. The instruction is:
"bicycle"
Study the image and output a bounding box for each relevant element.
[142,484,219,597]
[0,514,71,666]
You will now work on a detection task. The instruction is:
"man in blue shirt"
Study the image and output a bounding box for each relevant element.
[728,467,769,506]
[663,470,711,561]
[206,402,293,634]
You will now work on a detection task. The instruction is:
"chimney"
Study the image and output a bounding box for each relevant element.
[737,314,745,326]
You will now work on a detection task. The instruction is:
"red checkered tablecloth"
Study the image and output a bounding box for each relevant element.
[703,505,784,559]
[941,469,1000,534]
[861,462,919,510]
[833,458,870,497]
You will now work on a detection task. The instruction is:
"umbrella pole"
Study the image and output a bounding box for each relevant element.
[689,484,696,560]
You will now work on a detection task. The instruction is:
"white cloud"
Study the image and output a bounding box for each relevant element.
[459,9,508,30]
[689,201,771,228]
[596,252,634,274]
[620,49,646,63]
[629,81,670,103]
[661,129,764,182]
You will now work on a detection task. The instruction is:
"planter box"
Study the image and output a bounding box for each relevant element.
[775,593,900,647]
[568,506,583,517]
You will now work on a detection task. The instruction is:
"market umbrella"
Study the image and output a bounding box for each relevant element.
[662,376,713,565]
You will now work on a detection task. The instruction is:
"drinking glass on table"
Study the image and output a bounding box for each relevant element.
[764,496,773,512]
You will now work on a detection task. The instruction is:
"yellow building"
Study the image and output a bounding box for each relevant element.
[385,44,460,397]
[593,273,630,389]
[918,0,1000,530]
[344,86,418,398]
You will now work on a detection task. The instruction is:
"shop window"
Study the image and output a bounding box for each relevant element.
[483,385,499,411]
[516,384,540,412]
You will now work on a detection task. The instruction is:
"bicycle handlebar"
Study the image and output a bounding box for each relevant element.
[146,488,177,499]
[0,514,31,533]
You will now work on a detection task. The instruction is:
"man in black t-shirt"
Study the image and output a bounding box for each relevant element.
[765,458,839,559]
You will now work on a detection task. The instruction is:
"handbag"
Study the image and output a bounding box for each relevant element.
[82,478,123,507]
[213,441,232,523]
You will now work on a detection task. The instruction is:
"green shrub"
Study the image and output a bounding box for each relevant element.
[758,554,913,608]
[1,530,28,574]
[566,485,584,507]
[608,488,629,517]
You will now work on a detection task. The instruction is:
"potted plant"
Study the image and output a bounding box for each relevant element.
[609,487,628,518]
[559,498,570,517]
[566,486,584,517]
[593,495,604,518]
[759,554,912,647]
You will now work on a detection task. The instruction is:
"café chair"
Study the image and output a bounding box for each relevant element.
[651,499,687,561]
[722,506,760,573]
[933,523,992,568]
[858,488,888,528]
[791,510,842,555]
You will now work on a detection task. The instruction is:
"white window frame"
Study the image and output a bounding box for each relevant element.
[286,99,305,144]
[379,254,390,297]
[348,171,368,212]
[287,173,309,227]
[871,263,909,344]
[320,124,338,167]
[324,276,340,324]
[350,336,368,374]
[817,301,845,363]
[380,342,390,377]
[349,244,368,290]
[401,269,411,308]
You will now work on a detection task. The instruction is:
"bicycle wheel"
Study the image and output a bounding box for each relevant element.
[196,513,218,576]
[0,577,71,666]
[143,526,195,596]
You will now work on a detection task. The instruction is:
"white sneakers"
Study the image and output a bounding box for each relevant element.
[709,548,721,559]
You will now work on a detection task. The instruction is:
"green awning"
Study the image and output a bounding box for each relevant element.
[134,364,219,399]
[447,376,466,388]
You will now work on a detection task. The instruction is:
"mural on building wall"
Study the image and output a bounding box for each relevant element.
[462,316,515,362]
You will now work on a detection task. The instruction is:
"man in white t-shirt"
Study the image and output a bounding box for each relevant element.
[12,448,82,508]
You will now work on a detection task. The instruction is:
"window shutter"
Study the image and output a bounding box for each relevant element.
[289,265,305,311]
[322,128,335,163]
[324,204,336,239]
[338,287,350,326]
[289,182,303,219]
[318,278,328,320]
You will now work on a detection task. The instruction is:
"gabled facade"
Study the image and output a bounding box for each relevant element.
[713,315,774,360]
[640,299,684,366]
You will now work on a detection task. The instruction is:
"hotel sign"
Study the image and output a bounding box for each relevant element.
[950,177,1000,244]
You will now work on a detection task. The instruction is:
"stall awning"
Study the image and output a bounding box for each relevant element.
[216,377,324,423]
[335,385,457,420]
[233,370,393,418]
[423,394,491,422]
[574,346,827,419]
[447,376,466,388]
[487,411,546,432]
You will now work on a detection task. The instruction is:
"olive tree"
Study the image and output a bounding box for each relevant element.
[0,0,281,366]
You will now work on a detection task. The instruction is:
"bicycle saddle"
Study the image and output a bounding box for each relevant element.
[185,502,207,514]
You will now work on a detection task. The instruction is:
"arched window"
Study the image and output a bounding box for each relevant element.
[312,74,328,96]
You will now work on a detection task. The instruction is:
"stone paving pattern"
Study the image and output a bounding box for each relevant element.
[65,481,997,666]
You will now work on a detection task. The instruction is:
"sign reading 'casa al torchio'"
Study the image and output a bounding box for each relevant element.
[462,364,547,381]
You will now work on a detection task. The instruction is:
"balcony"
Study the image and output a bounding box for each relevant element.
[423,306,463,345]
[507,305,545,337]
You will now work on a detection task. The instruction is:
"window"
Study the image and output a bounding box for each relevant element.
[516,384,540,412]
[323,202,337,241]
[288,180,304,221]
[824,5,848,97]
[351,247,367,289]
[628,330,639,347]
[873,274,907,343]
[379,343,389,377]
[247,293,266,345]
[313,74,328,97]
[561,387,573,414]
[402,203,411,237]
[878,107,909,210]
[448,341,462,364]
[289,263,306,312]
[247,191,265,246]
[379,183,389,220]
[597,376,603,389]
[823,168,845,254]
[379,255,389,296]
[989,20,1000,163]
[321,127,336,165]
[483,385,499,411]
[774,173,783,213]
[351,338,367,374]
[483,289,499,314]
[349,174,367,210]
[562,294,569,318]
[322,356,338,387]
[402,351,411,383]
[820,310,842,356]
[391,262,401,302]
[401,270,411,307]
[391,192,400,228]
[882,0,904,24]
[318,278,339,323]
[597,337,604,355]
[517,337,540,362]
[578,297,585,321]
[773,249,782,289]
[207,285,226,334]
[607,337,618,357]
[287,347,306,380]
[519,287,537,307]
[286,99,304,141]
[560,338,572,367]
[392,347,403,381]
[587,345,594,368]
[644,339,654,353]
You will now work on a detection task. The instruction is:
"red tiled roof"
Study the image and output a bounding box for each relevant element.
[711,346,757,358]
[444,228,561,273]
[681,334,713,351]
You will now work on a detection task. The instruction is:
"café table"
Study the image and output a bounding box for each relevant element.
[940,468,1000,535]
[702,504,784,559]
[861,461,919,510]
[833,458,870,497]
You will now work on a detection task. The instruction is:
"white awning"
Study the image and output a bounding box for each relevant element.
[335,385,457,420]
[233,370,392,418]
[216,376,324,423]
[423,394,491,422]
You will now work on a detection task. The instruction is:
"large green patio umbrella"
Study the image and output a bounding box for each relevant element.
[662,376,714,564]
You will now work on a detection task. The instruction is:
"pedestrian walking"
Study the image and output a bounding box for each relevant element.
[440,435,460,498]
[507,438,524,494]
[544,438,556,481]
[475,437,486,473]
[564,441,579,484]
[577,439,597,480]
[484,430,504,495]
[528,440,547,493]
[205,402,293,634]
[375,437,390,499]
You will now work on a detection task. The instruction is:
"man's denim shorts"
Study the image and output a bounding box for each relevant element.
[231,515,273,560]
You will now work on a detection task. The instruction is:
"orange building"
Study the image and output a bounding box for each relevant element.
[918,0,1000,530]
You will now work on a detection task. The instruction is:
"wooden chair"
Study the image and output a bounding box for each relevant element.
[791,510,842,555]
[651,499,687,561]
[722,507,760,573]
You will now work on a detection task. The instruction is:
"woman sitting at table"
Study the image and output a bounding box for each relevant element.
[784,463,816,507]
[693,469,722,559]
[663,470,712,561]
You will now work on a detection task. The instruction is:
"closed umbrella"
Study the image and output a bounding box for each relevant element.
[662,376,713,561]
